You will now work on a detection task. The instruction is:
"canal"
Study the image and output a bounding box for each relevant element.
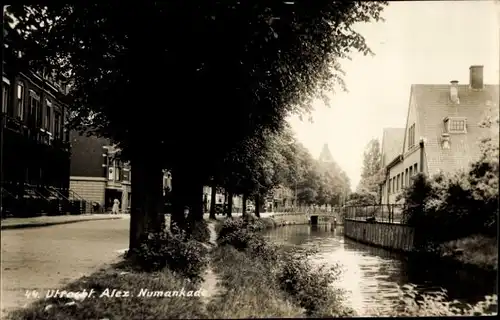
[263,224,497,315]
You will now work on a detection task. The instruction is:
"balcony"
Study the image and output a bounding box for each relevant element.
[2,114,25,134]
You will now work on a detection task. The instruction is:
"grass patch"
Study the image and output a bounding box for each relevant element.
[6,261,208,320]
[206,245,305,318]
[440,235,498,270]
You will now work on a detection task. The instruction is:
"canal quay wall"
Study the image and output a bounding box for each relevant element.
[269,213,309,226]
[343,219,415,252]
[269,213,341,226]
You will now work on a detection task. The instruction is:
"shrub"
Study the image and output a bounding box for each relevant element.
[217,217,264,248]
[260,217,277,229]
[276,250,352,317]
[131,225,208,283]
[185,218,210,243]
[372,284,498,317]
[440,235,498,270]
[401,167,498,252]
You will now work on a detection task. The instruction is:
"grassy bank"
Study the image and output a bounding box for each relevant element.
[6,261,208,320]
[439,234,498,271]
[206,245,305,318]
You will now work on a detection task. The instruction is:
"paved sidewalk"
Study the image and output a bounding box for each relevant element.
[1,214,128,230]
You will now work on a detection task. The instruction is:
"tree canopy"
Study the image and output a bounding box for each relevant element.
[4,1,387,248]
[353,138,383,204]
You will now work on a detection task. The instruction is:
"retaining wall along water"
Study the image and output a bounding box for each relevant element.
[343,219,415,252]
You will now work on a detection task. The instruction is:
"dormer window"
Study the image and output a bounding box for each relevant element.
[444,117,467,134]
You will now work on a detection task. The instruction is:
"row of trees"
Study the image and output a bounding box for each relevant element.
[207,125,351,217]
[4,2,387,252]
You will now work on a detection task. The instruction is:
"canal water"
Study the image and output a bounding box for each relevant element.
[263,224,497,315]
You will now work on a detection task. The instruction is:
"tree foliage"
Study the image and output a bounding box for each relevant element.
[355,138,383,204]
[5,1,386,247]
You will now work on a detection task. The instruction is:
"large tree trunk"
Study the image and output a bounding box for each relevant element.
[171,167,187,229]
[209,181,217,220]
[170,166,204,228]
[226,190,233,218]
[242,193,247,217]
[254,193,261,218]
[188,181,204,221]
[129,154,165,253]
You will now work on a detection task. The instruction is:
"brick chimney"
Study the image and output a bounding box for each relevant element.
[450,80,459,104]
[469,65,484,89]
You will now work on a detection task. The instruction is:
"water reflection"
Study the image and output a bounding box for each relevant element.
[263,224,496,315]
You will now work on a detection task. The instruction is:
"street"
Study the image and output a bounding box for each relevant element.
[1,217,130,316]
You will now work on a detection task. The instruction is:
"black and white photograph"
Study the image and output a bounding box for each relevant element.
[1,1,498,318]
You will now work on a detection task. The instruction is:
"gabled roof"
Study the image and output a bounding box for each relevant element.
[411,83,499,175]
[381,128,405,167]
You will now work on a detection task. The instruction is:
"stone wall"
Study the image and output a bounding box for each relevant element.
[343,219,415,252]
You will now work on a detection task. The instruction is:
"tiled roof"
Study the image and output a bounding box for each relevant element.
[381,128,405,166]
[412,84,499,175]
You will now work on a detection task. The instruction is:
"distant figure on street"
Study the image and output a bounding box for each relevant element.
[112,198,120,214]
[92,202,100,213]
[203,194,208,213]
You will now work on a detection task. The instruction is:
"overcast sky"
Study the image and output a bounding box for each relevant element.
[288,0,499,191]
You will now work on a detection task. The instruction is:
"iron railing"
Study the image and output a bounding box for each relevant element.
[0,183,93,217]
[341,204,404,224]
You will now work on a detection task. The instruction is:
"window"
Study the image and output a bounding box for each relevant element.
[29,91,41,127]
[2,82,12,116]
[408,124,415,150]
[17,82,25,119]
[445,117,467,133]
[54,111,61,139]
[45,99,52,131]
[115,166,121,181]
[413,163,418,174]
[409,166,413,183]
[449,119,466,132]
[396,174,400,191]
[37,99,43,128]
[392,178,395,193]
[388,178,391,194]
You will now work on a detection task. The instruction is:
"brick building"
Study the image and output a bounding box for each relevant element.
[380,65,499,204]
[69,131,132,212]
[1,63,72,217]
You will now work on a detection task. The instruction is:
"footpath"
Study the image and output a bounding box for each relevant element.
[1,214,127,230]
[200,220,222,309]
